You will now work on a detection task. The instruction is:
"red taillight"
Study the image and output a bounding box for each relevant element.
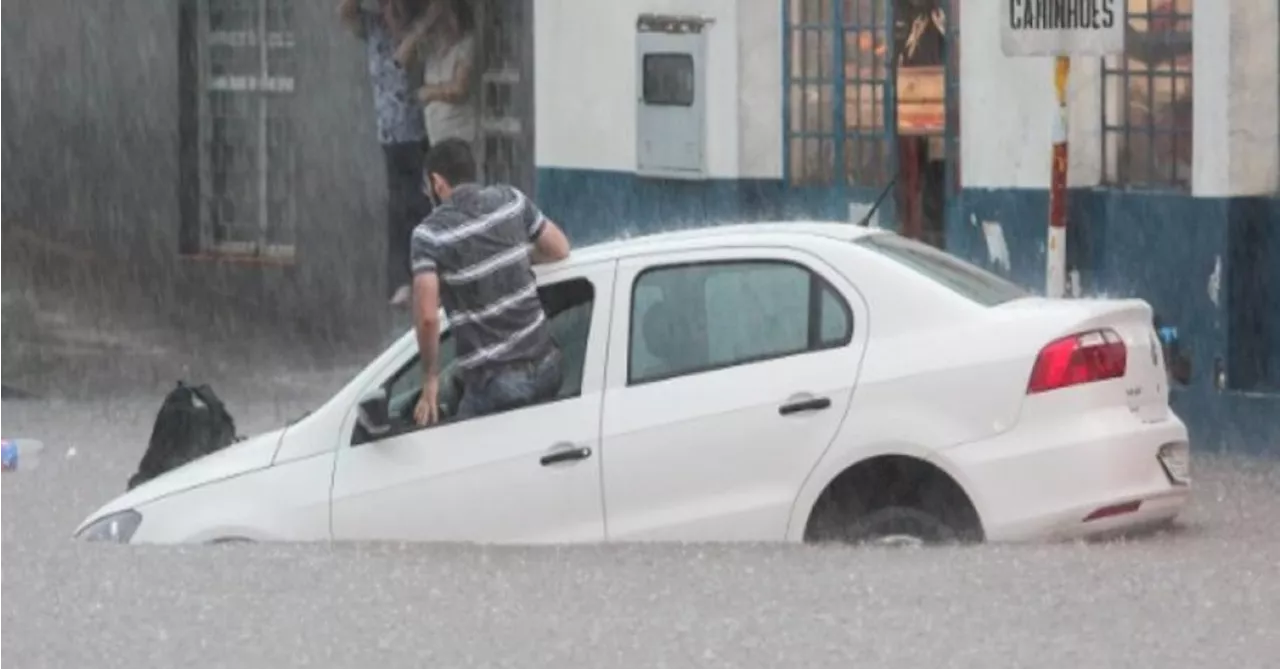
[1026,329,1127,394]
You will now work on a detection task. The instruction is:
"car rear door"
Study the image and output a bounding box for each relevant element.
[599,245,870,541]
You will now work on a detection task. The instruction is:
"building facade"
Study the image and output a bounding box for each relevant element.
[534,0,1280,451]
[3,0,392,345]
[3,0,1276,449]
[3,0,538,348]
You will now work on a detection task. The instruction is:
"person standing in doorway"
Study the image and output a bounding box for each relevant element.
[409,139,571,426]
[339,0,432,307]
[394,0,479,147]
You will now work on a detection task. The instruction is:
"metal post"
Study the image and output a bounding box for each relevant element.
[256,0,270,255]
[1046,55,1070,298]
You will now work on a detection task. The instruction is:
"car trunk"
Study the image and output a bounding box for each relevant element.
[999,297,1171,424]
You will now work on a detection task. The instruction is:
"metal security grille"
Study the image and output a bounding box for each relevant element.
[196,0,297,258]
[943,0,960,195]
[783,0,896,190]
[1101,0,1193,190]
[474,0,535,196]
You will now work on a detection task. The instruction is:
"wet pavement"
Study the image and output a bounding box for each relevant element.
[4,292,1280,668]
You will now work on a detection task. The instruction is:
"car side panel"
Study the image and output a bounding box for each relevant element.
[129,452,336,544]
[600,244,871,541]
[325,262,618,544]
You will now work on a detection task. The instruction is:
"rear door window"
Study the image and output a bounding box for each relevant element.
[855,233,1030,306]
[628,260,853,384]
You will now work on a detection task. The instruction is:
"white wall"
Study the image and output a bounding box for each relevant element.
[535,0,782,179]
[1226,0,1279,195]
[536,0,743,177]
[736,0,783,178]
[962,0,1275,196]
[959,0,1104,190]
[1196,0,1280,196]
[538,0,1277,194]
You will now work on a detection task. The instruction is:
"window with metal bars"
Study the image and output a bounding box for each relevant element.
[183,0,297,259]
[1101,0,1193,190]
[784,0,897,189]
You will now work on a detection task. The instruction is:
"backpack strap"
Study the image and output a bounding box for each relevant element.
[188,383,221,408]
[189,383,237,434]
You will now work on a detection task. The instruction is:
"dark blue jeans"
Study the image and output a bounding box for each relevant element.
[455,348,563,420]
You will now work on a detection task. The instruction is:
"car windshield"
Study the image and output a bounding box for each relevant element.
[854,233,1030,307]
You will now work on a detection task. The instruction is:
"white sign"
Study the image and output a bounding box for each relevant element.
[1001,0,1126,57]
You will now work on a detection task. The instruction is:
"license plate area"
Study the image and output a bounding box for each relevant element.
[1157,442,1191,486]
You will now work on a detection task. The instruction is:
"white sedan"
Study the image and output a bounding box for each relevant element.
[75,223,1191,546]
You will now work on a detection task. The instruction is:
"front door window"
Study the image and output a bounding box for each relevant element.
[354,277,596,444]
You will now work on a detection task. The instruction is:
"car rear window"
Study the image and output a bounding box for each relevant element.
[854,233,1030,306]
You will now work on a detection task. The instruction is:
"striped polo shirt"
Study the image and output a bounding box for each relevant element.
[409,183,554,383]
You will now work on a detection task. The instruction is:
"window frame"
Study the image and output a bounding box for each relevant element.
[183,0,298,260]
[1100,0,1194,191]
[355,276,598,444]
[784,0,900,189]
[625,258,855,387]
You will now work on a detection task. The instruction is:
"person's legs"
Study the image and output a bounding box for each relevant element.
[528,347,565,403]
[453,349,565,421]
[453,377,493,421]
[383,140,431,304]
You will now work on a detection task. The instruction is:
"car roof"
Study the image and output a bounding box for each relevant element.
[545,221,886,268]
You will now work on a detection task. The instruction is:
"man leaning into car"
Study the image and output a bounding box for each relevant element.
[408,138,572,426]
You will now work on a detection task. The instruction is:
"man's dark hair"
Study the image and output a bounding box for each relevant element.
[424,139,477,187]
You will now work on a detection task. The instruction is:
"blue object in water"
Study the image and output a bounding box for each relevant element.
[1,439,17,471]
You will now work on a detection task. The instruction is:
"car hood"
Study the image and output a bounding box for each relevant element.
[74,427,288,534]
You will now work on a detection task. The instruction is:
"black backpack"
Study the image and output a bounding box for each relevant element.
[127,382,240,490]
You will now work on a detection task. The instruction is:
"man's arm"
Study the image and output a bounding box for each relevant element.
[393,1,444,66]
[338,0,365,38]
[530,220,571,265]
[517,189,570,264]
[410,227,443,380]
[412,272,443,381]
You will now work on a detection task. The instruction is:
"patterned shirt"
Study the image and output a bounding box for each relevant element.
[361,9,425,145]
[410,184,554,383]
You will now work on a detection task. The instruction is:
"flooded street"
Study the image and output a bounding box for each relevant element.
[5,0,1279,664]
[4,304,1280,668]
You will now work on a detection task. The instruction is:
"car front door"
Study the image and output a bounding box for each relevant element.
[329,264,615,543]
[600,245,870,541]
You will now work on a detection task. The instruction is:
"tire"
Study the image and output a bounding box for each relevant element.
[208,537,255,545]
[841,506,959,547]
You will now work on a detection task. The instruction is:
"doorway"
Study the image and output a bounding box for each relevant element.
[890,0,955,249]
[781,1,957,242]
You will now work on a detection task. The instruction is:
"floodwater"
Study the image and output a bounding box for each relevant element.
[4,292,1280,668]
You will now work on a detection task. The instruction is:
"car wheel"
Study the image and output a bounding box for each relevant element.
[842,506,959,547]
[209,537,254,545]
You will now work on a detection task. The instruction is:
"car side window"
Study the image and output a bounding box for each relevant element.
[628,260,853,385]
[369,277,597,439]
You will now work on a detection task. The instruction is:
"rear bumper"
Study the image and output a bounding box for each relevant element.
[941,411,1192,543]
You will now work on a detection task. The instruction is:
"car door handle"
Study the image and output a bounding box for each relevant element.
[540,445,593,466]
[778,396,832,416]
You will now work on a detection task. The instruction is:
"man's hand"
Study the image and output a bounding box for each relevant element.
[338,0,362,35]
[414,375,440,426]
[416,85,439,104]
[394,37,417,68]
